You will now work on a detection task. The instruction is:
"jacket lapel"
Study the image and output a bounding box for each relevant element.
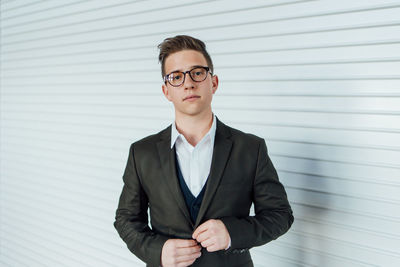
[156,127,193,227]
[194,118,233,228]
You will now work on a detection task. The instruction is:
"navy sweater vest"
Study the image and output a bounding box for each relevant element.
[175,157,207,223]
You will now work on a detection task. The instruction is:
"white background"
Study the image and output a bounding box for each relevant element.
[1,0,400,266]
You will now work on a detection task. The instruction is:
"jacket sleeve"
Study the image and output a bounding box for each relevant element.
[114,143,169,266]
[220,139,294,251]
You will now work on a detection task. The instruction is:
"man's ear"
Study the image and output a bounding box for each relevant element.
[162,84,172,101]
[212,75,219,94]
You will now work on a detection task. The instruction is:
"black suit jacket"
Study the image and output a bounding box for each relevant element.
[114,117,294,267]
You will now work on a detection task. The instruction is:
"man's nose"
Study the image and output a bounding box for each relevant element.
[183,73,195,89]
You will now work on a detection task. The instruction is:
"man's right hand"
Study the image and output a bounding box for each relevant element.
[161,239,202,267]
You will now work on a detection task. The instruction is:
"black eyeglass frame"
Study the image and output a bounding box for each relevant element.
[163,66,213,87]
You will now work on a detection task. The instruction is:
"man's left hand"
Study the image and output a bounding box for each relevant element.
[192,219,231,252]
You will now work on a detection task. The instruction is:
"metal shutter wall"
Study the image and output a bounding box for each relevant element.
[1,0,399,266]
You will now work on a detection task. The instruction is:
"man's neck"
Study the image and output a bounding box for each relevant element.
[175,111,214,147]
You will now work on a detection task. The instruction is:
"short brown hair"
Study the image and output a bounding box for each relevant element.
[158,35,214,77]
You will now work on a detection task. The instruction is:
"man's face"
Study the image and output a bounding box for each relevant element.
[162,49,218,118]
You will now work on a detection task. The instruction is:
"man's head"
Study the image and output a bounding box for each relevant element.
[158,35,214,78]
[158,35,218,119]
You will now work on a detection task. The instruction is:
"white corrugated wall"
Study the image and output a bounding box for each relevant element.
[1,0,399,266]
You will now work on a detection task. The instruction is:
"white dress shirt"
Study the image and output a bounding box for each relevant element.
[170,114,217,197]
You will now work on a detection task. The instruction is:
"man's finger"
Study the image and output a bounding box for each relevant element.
[176,245,201,256]
[176,251,201,263]
[205,244,218,252]
[175,239,198,248]
[177,258,197,267]
[195,228,212,242]
[192,220,210,239]
[200,238,214,248]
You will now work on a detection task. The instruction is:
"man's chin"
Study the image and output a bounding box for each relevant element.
[177,109,203,117]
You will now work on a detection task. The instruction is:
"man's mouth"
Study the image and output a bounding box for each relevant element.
[183,95,200,101]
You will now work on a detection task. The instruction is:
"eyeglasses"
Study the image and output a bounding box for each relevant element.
[163,66,212,87]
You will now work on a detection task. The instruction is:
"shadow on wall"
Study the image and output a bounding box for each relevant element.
[292,145,333,266]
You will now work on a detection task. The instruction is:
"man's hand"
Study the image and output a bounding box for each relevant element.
[161,239,202,267]
[192,219,231,252]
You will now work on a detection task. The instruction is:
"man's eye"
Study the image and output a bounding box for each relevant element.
[192,68,206,76]
[173,75,182,80]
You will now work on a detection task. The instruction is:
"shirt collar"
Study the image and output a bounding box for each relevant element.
[171,114,217,149]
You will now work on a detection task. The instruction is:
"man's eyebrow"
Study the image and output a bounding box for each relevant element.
[191,65,206,68]
[168,68,182,74]
[167,65,206,74]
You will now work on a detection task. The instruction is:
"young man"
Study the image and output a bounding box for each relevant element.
[114,35,294,267]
